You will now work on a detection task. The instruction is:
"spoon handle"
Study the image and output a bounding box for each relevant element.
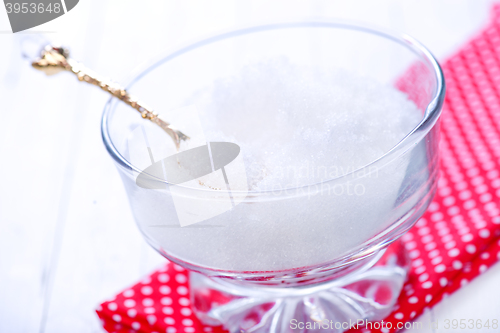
[32,45,188,149]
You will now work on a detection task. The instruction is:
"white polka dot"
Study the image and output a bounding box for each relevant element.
[475,221,487,229]
[429,202,440,211]
[440,277,448,287]
[112,314,121,322]
[448,206,460,215]
[107,303,117,311]
[425,242,437,251]
[408,296,418,304]
[426,294,432,302]
[179,297,190,306]
[480,264,488,273]
[415,219,427,228]
[464,200,476,210]
[431,256,442,265]
[409,250,420,259]
[444,197,456,206]
[160,285,171,295]
[182,318,193,326]
[127,309,137,318]
[163,307,174,315]
[422,235,434,244]
[147,315,157,325]
[419,273,429,282]
[453,260,463,269]
[480,193,492,202]
[141,286,153,295]
[438,228,450,236]
[132,322,140,330]
[448,248,460,257]
[144,307,155,314]
[124,299,136,308]
[181,307,192,316]
[441,234,453,243]
[476,184,488,194]
[435,264,446,273]
[142,298,154,307]
[394,312,404,320]
[479,229,491,238]
[167,328,177,333]
[123,289,134,297]
[177,286,189,295]
[173,264,185,272]
[459,189,472,200]
[436,221,448,230]
[185,328,195,333]
[176,274,188,284]
[481,252,490,259]
[161,297,172,305]
[158,273,170,283]
[164,317,175,325]
[415,266,426,275]
[472,176,484,185]
[418,227,431,235]
[465,244,476,254]
[141,276,152,284]
[487,209,500,217]
[461,279,468,286]
[487,170,499,179]
[422,281,433,289]
[429,250,442,260]
[402,232,414,241]
[410,311,417,318]
[493,217,500,224]
[405,241,417,250]
[461,234,474,242]
[452,216,466,226]
[412,258,424,267]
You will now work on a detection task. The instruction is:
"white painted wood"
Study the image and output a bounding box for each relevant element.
[0,1,499,332]
[404,262,500,333]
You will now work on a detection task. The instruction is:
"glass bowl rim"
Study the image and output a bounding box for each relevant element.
[101,18,445,195]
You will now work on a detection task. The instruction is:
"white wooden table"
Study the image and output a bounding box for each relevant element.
[0,1,499,332]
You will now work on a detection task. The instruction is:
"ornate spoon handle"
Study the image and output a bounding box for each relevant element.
[32,45,189,149]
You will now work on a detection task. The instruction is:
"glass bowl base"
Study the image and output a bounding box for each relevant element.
[190,240,409,333]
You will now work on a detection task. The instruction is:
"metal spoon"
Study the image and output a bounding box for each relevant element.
[31,45,189,150]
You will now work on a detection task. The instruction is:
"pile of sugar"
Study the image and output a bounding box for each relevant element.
[129,58,424,271]
[194,58,421,190]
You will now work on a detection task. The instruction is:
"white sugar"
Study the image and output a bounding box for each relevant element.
[128,58,422,271]
[196,58,420,190]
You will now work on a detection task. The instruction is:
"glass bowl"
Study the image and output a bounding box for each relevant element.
[102,19,444,332]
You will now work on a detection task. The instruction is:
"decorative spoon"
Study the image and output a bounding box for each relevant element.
[31,44,189,149]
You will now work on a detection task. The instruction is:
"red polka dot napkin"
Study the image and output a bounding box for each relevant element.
[97,6,500,333]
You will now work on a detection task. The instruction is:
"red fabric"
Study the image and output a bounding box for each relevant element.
[97,6,500,333]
